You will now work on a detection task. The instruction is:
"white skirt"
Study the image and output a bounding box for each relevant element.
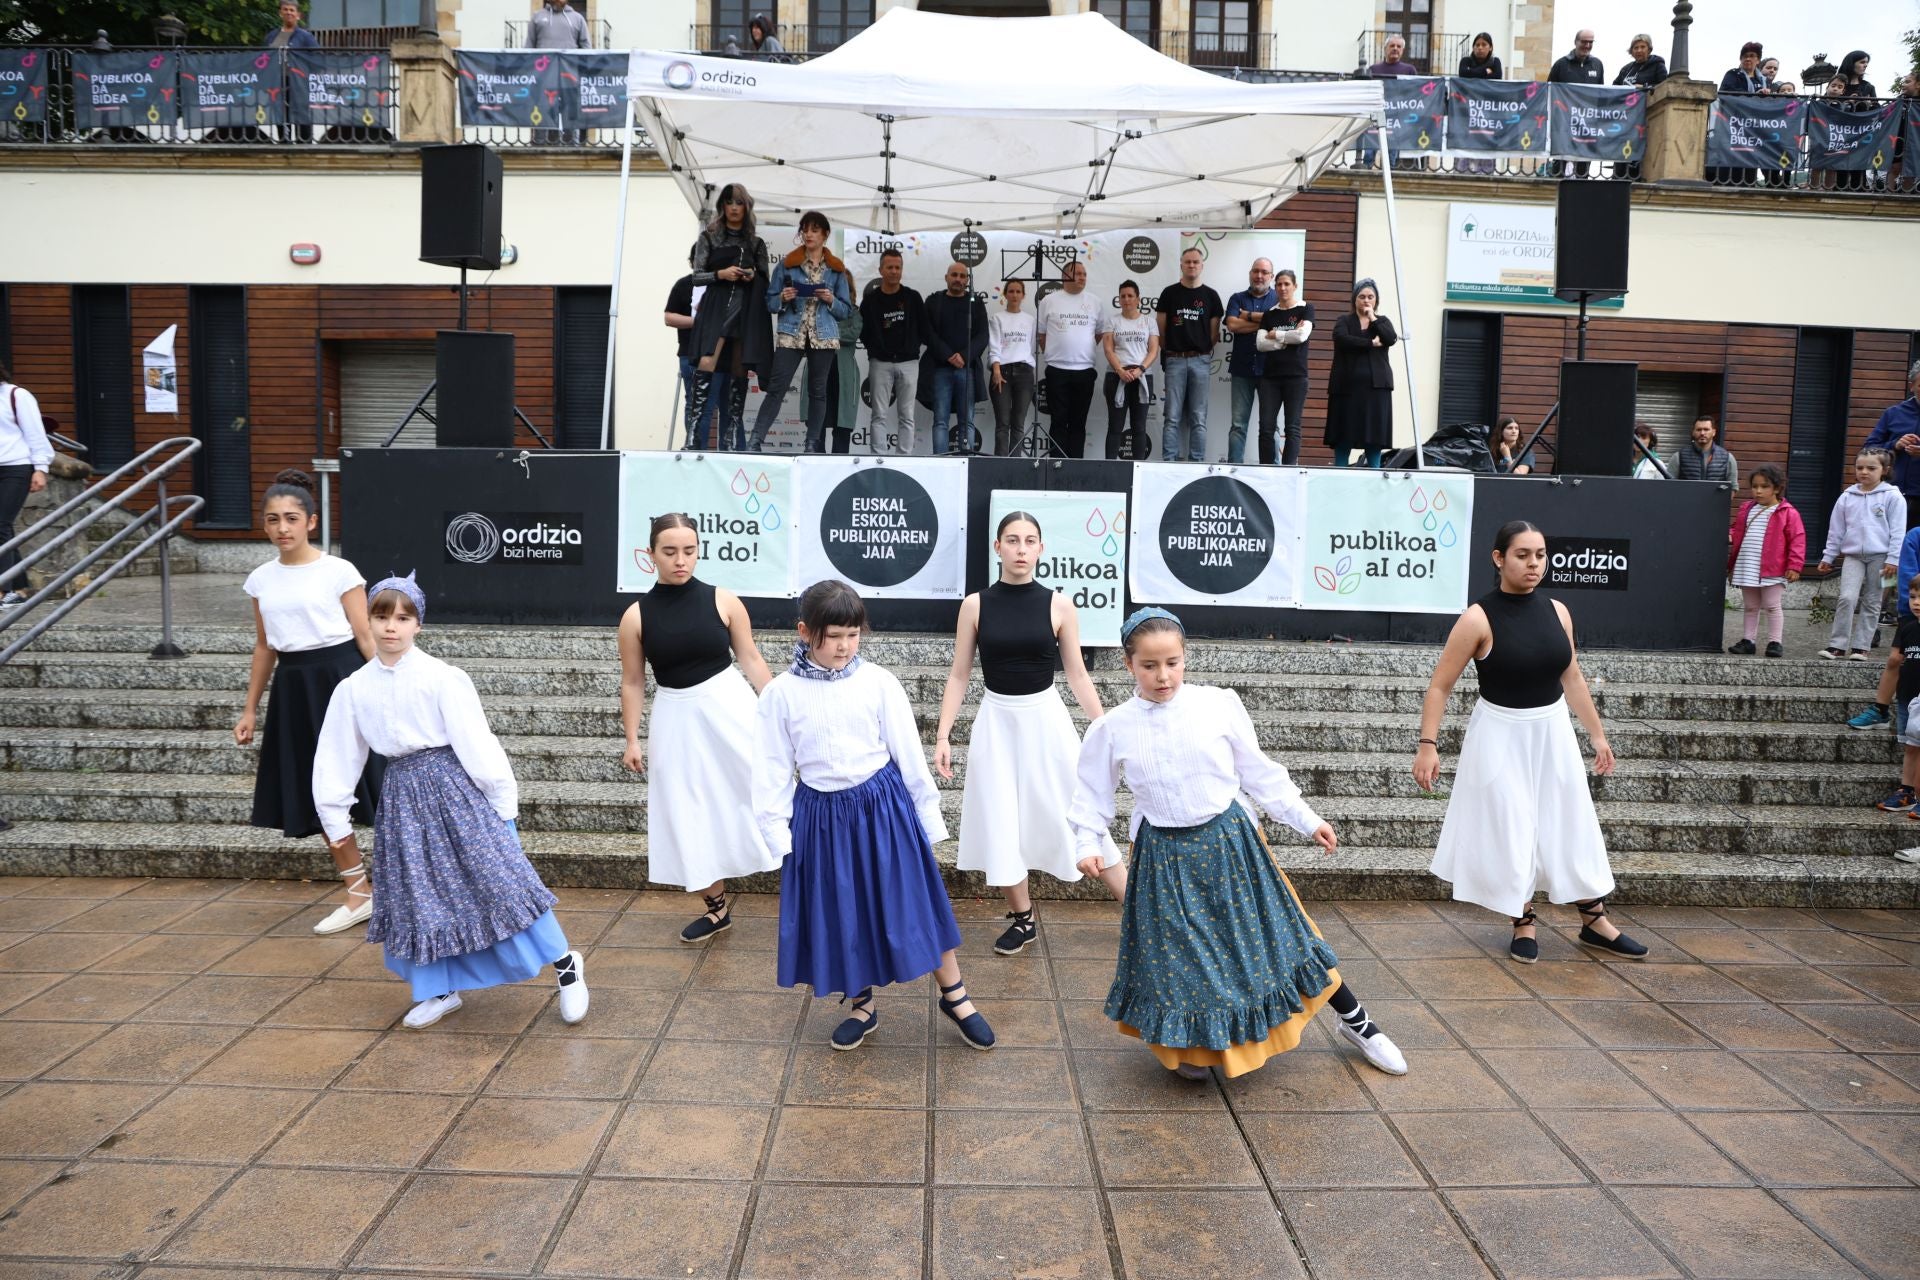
[956,687,1121,886]
[1428,696,1615,918]
[646,666,780,889]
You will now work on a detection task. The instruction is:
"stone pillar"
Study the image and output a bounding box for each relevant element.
[1641,74,1716,183]
[392,37,457,146]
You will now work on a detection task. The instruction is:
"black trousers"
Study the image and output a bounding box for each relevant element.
[1102,371,1153,460]
[1258,374,1308,466]
[0,464,33,585]
[1044,366,1097,459]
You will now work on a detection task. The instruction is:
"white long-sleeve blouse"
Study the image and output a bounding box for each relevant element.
[312,646,517,842]
[1067,683,1322,862]
[753,662,948,857]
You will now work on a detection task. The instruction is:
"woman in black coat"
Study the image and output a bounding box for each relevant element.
[1456,34,1502,173]
[686,181,774,450]
[1324,279,1397,468]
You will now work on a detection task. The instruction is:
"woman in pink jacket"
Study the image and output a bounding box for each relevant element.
[1726,462,1807,658]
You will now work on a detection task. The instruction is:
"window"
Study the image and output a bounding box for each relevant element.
[72,286,134,471]
[189,287,252,528]
[712,1,772,43]
[1095,0,1155,41]
[554,288,612,450]
[1189,0,1253,67]
[809,0,871,52]
[1384,0,1434,71]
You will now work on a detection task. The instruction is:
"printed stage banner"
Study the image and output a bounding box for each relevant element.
[1126,464,1304,609]
[289,50,391,129]
[456,49,562,128]
[71,50,176,129]
[1706,95,1804,173]
[562,51,630,128]
[1549,83,1645,164]
[1378,76,1446,155]
[616,452,793,597]
[1445,78,1548,155]
[0,49,48,125]
[1299,470,1472,614]
[986,491,1128,647]
[791,457,968,600]
[1808,98,1899,171]
[1444,202,1623,308]
[181,50,284,130]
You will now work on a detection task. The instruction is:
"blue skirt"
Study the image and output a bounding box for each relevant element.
[385,908,569,1001]
[778,759,962,998]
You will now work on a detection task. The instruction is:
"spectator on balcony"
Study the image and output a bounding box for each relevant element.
[1550,30,1604,177]
[1677,416,1737,484]
[530,0,589,48]
[1155,247,1223,462]
[748,14,784,56]
[1863,360,1920,528]
[1720,41,1770,95]
[1760,59,1795,95]
[263,0,318,49]
[1354,36,1418,167]
[1893,73,1920,192]
[1456,34,1502,174]
[1833,51,1878,192]
[0,361,52,611]
[1615,34,1667,88]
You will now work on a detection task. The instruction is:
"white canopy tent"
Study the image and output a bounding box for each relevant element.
[602,9,1415,455]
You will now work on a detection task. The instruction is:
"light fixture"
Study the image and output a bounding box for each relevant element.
[499,243,519,267]
[289,244,321,265]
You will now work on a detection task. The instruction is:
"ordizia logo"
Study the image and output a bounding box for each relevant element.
[445,512,586,566]
[662,60,695,91]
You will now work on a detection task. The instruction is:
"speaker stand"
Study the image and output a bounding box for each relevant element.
[1575,289,1592,360]
[378,380,554,450]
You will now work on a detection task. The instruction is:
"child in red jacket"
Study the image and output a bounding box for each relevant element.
[1726,463,1807,658]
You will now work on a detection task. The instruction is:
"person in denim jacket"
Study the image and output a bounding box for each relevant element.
[749,211,853,453]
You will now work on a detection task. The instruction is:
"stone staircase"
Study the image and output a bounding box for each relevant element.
[3,622,1918,906]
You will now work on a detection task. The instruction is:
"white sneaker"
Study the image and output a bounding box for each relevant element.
[1895,847,1920,865]
[312,897,373,936]
[555,950,589,1024]
[403,993,462,1029]
[1338,1022,1408,1075]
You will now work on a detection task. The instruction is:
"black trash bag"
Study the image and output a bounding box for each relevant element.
[1384,421,1496,472]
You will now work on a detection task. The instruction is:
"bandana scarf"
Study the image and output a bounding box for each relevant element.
[788,640,862,681]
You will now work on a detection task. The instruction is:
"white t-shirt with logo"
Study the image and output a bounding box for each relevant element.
[988,308,1035,368]
[1038,289,1102,371]
[1100,311,1154,369]
[243,554,366,653]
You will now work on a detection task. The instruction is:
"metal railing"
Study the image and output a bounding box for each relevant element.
[0,46,397,147]
[0,437,203,665]
[504,17,615,49]
[1705,96,1917,193]
[1356,29,1469,75]
[1151,29,1275,70]
[687,22,818,59]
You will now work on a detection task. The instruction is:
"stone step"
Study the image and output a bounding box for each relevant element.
[0,820,1913,908]
[0,739,1899,811]
[1,770,1908,860]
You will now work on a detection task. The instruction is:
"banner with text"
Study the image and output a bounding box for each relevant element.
[562,51,630,127]
[72,50,176,129]
[1905,105,1920,186]
[456,49,562,128]
[791,457,968,600]
[616,453,793,597]
[1706,95,1803,172]
[1299,470,1472,614]
[1444,202,1623,308]
[181,50,283,130]
[1445,78,1548,155]
[0,49,48,125]
[1380,76,1446,155]
[1548,83,1645,163]
[289,50,391,128]
[142,325,179,415]
[1808,98,1900,171]
[1127,464,1303,609]
[987,491,1128,648]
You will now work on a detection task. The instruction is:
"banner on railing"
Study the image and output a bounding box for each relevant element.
[1378,76,1446,155]
[0,48,47,125]
[1904,106,1920,183]
[1548,83,1645,163]
[1126,464,1304,609]
[71,50,177,129]
[289,50,391,129]
[1706,95,1803,172]
[615,453,794,596]
[1298,470,1472,614]
[562,51,630,127]
[1808,98,1900,171]
[1446,78,1548,154]
[986,490,1128,647]
[791,457,968,600]
[457,49,563,127]
[181,50,284,130]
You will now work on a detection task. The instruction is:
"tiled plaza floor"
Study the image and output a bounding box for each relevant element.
[0,879,1914,1279]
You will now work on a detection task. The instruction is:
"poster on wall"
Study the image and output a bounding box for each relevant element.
[790,457,967,599]
[143,325,178,414]
[1548,83,1645,164]
[180,50,284,129]
[986,490,1128,647]
[0,49,49,125]
[1443,203,1622,308]
[289,50,391,129]
[1126,463,1303,608]
[1298,470,1472,614]
[1445,78,1548,156]
[71,50,176,129]
[616,453,794,597]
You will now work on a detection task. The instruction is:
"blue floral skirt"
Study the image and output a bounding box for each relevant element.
[1106,802,1342,1078]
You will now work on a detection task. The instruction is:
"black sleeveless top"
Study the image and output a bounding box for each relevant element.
[977,579,1058,696]
[636,578,731,689]
[1473,588,1572,709]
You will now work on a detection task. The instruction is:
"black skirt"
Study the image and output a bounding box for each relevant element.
[250,639,383,839]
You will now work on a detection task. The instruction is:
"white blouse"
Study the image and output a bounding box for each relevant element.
[312,646,517,842]
[1067,683,1322,863]
[753,662,947,857]
[244,554,364,653]
[988,308,1035,368]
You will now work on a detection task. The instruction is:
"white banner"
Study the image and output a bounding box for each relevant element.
[142,324,178,414]
[1444,202,1622,309]
[1298,469,1474,614]
[986,490,1128,647]
[616,452,795,597]
[1127,463,1304,608]
[790,456,968,599]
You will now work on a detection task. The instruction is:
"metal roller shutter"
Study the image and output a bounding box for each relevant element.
[1438,311,1499,429]
[1789,329,1851,556]
[189,287,252,527]
[1633,371,1703,440]
[340,342,438,450]
[555,287,611,449]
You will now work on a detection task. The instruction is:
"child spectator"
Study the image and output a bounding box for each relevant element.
[1726,463,1805,658]
[1878,578,1920,814]
[1818,448,1902,659]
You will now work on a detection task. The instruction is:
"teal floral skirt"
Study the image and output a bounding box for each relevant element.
[1105,802,1342,1077]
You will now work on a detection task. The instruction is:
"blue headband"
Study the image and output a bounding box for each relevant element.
[367,570,427,621]
[1121,606,1183,643]
[1353,277,1378,300]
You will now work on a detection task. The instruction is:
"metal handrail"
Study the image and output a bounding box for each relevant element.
[0,437,202,664]
[48,432,86,456]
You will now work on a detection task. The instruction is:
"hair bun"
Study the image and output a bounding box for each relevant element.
[271,468,316,495]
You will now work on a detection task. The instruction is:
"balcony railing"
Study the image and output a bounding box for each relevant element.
[687,23,860,58]
[1356,29,1469,75]
[504,18,615,49]
[1152,29,1276,71]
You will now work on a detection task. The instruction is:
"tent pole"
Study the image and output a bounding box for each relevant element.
[600,94,638,452]
[1372,108,1424,471]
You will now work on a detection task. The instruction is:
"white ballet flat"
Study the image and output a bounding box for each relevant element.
[555,950,589,1024]
[403,993,463,1029]
[313,863,372,936]
[1339,1023,1409,1076]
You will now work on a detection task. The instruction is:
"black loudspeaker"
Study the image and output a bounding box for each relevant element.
[435,331,515,447]
[1556,360,1638,477]
[1554,180,1630,301]
[420,144,502,270]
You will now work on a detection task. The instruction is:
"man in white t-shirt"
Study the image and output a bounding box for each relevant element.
[1036,261,1102,458]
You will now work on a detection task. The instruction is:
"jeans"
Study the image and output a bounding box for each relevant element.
[990,362,1036,455]
[0,464,32,588]
[1829,553,1887,653]
[751,346,835,452]
[679,356,726,449]
[928,365,976,454]
[1261,374,1308,466]
[1043,366,1097,459]
[1334,449,1384,469]
[1225,376,1261,464]
[1102,371,1152,460]
[1159,353,1210,461]
[869,358,919,454]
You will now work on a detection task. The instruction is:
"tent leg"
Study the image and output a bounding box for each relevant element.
[1373,109,1424,471]
[601,95,638,452]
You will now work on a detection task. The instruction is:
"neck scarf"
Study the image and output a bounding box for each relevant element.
[789,640,862,681]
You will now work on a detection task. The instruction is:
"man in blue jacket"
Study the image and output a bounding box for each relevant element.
[264,1,318,48]
[1863,360,1920,529]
